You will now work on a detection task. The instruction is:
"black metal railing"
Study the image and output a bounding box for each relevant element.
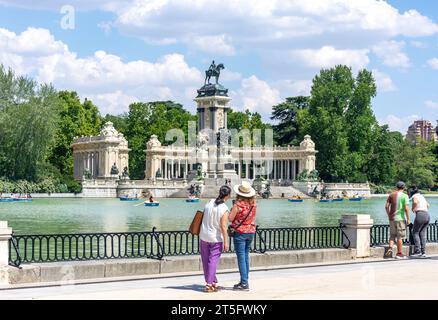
[370,220,438,246]
[8,224,350,267]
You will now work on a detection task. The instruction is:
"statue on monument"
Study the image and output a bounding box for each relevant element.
[122,166,129,179]
[204,60,225,85]
[110,163,119,175]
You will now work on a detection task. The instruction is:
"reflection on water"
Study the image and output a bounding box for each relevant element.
[0,197,437,234]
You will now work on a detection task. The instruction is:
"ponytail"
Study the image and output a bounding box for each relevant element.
[215,185,231,205]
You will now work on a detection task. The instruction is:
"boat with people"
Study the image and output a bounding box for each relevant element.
[119,196,140,201]
[349,197,363,202]
[332,198,344,202]
[144,202,160,207]
[0,194,33,202]
[319,199,332,203]
[144,195,159,207]
[186,197,200,203]
[288,198,304,203]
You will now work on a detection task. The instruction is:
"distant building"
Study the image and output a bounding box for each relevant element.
[406,120,438,143]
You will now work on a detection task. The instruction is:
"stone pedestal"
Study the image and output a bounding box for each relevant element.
[0,221,12,267]
[339,215,374,258]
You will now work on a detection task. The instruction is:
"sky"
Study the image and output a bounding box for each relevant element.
[0,0,437,134]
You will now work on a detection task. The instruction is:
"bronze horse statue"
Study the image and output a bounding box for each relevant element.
[205,63,224,85]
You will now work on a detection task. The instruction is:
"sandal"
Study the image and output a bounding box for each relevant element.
[205,284,217,293]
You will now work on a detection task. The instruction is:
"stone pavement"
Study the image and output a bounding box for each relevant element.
[1,257,438,300]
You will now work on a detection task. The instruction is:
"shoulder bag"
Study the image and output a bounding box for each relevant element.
[228,205,253,237]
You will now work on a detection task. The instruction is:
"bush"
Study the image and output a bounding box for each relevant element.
[65,179,82,193]
[370,184,392,194]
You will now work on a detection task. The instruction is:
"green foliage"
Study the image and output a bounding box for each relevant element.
[0,177,76,194]
[227,109,271,146]
[125,101,197,179]
[271,96,309,146]
[102,113,128,134]
[47,91,101,176]
[0,65,60,181]
[394,138,438,189]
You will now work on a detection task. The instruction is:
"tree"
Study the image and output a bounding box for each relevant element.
[395,138,437,189]
[286,65,380,183]
[227,109,270,146]
[102,113,128,134]
[366,127,403,185]
[271,96,309,146]
[125,101,196,179]
[47,91,101,177]
[0,65,60,181]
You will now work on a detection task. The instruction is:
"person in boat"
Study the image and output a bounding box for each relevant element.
[149,195,155,203]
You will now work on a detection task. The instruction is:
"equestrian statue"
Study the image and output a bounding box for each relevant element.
[204,60,225,85]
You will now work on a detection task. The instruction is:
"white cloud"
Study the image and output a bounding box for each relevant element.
[191,35,235,56]
[372,41,410,68]
[86,90,139,115]
[425,100,438,110]
[289,46,370,70]
[274,80,312,97]
[231,76,281,119]
[372,69,397,92]
[0,27,204,114]
[383,114,419,132]
[427,58,438,70]
[410,41,427,48]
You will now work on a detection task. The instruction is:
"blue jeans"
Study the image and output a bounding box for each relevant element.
[233,232,254,286]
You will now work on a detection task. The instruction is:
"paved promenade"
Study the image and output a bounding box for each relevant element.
[1,258,438,300]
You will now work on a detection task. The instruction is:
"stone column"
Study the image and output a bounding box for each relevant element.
[274,160,277,179]
[245,162,249,179]
[0,221,12,267]
[164,159,168,180]
[292,160,295,180]
[339,215,374,258]
[185,159,188,179]
[280,160,283,180]
[178,159,181,178]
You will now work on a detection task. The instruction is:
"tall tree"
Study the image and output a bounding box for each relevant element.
[366,127,403,185]
[271,96,309,146]
[47,91,101,177]
[304,65,355,181]
[0,65,60,181]
[395,138,437,189]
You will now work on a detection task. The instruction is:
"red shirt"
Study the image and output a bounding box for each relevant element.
[231,200,257,234]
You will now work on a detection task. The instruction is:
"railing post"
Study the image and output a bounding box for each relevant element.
[339,215,374,258]
[0,221,13,267]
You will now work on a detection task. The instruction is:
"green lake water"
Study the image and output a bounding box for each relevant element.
[1,197,437,235]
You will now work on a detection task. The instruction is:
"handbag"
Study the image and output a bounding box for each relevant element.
[228,205,254,237]
[189,210,204,235]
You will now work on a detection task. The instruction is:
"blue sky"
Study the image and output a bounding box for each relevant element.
[0,0,437,133]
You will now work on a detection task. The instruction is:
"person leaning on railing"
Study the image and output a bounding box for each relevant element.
[385,181,410,259]
[408,186,431,258]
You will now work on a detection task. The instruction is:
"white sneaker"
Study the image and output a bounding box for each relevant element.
[395,254,407,259]
[410,253,422,258]
[421,253,428,258]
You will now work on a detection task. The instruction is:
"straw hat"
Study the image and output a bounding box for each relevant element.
[233,181,256,198]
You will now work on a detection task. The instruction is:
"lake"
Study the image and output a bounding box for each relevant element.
[1,197,437,235]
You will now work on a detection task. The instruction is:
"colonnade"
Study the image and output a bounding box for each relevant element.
[235,159,299,180]
[74,151,100,178]
[160,159,191,179]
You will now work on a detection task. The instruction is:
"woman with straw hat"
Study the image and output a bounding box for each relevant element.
[229,181,257,291]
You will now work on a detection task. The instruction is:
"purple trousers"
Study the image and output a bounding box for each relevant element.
[200,240,223,284]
